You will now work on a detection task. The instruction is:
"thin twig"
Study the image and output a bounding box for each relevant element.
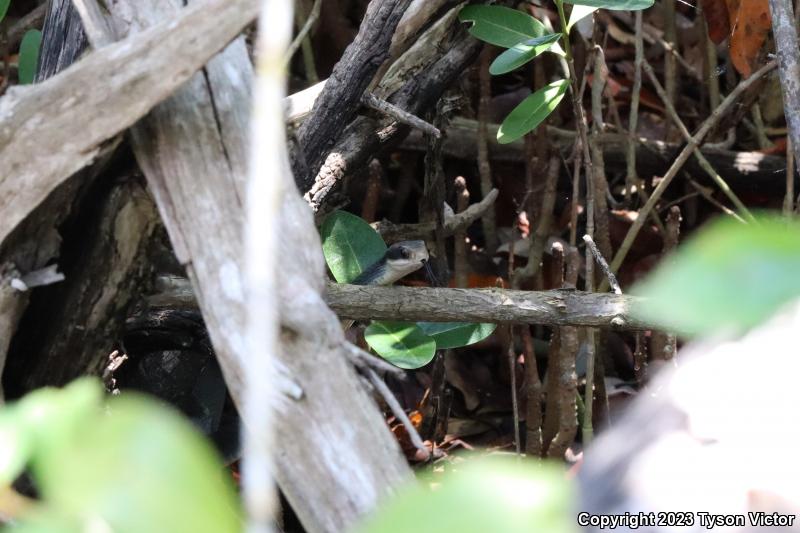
[642,59,755,223]
[521,323,543,457]
[477,46,498,253]
[546,245,580,459]
[786,137,796,216]
[512,156,560,287]
[590,45,613,260]
[650,207,680,361]
[365,368,430,461]
[663,0,678,141]
[344,343,407,378]
[372,188,499,241]
[285,0,321,68]
[508,340,522,456]
[625,11,643,206]
[605,60,777,284]
[687,178,746,223]
[361,92,441,138]
[454,176,470,288]
[583,234,621,295]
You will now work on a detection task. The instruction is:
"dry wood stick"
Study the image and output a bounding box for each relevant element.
[605,60,777,284]
[642,59,755,223]
[625,11,643,206]
[547,245,580,459]
[477,46,498,254]
[371,188,499,242]
[326,284,651,329]
[0,0,259,249]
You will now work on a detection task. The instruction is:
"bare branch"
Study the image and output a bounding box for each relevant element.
[326,284,650,329]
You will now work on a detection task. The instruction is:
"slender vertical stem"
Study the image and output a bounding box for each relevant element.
[555,0,595,445]
[625,11,643,205]
[245,0,292,530]
[477,47,498,254]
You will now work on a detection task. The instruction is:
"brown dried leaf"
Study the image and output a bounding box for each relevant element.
[701,0,730,44]
[728,0,772,77]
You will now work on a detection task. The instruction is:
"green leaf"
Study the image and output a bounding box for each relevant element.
[321,210,386,283]
[489,34,563,75]
[497,79,569,144]
[0,0,9,25]
[563,0,654,10]
[365,322,436,369]
[417,322,497,349]
[567,5,598,31]
[357,455,577,533]
[632,215,800,336]
[0,410,32,484]
[36,392,241,533]
[458,5,549,48]
[18,30,42,85]
[0,379,240,532]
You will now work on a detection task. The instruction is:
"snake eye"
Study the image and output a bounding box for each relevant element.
[400,247,411,259]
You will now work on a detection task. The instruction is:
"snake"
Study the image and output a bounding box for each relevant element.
[342,240,431,329]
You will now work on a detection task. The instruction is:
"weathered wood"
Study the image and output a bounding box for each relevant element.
[137,281,652,330]
[294,0,413,191]
[76,2,411,531]
[3,177,161,397]
[36,0,87,81]
[0,0,259,250]
[0,0,100,402]
[403,118,791,194]
[326,284,651,329]
[305,19,482,211]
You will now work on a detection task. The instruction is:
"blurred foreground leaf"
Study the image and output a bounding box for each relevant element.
[0,379,240,533]
[633,216,800,336]
[357,455,577,533]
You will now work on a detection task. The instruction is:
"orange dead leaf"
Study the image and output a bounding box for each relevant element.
[727,0,771,77]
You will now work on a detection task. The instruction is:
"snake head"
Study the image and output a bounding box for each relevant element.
[385,240,429,271]
[353,240,429,286]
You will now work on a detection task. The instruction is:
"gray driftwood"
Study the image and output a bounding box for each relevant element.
[0,0,259,250]
[75,1,411,531]
[326,284,651,329]
[0,2,107,401]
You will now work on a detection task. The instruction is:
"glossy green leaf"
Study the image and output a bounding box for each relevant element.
[458,5,549,48]
[562,0,654,10]
[417,322,497,349]
[357,455,577,533]
[498,79,569,144]
[567,5,599,31]
[0,0,9,25]
[633,216,800,336]
[489,34,563,75]
[18,30,42,85]
[321,210,386,283]
[365,321,436,369]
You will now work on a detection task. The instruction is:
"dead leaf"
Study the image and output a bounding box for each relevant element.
[728,0,771,77]
[701,0,731,44]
